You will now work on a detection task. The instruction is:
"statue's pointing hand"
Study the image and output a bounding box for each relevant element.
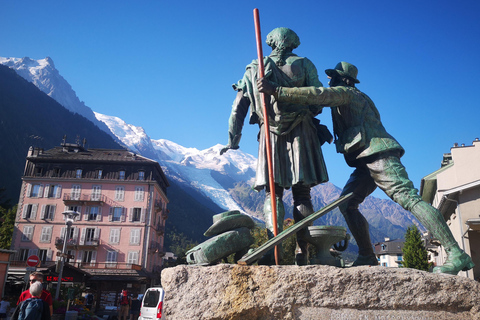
[257,78,277,96]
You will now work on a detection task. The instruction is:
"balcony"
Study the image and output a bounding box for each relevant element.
[79,239,100,247]
[63,193,107,205]
[154,200,163,212]
[55,237,77,248]
[155,224,165,236]
[71,262,142,270]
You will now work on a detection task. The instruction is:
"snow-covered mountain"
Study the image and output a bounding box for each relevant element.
[0,56,421,240]
[0,56,115,139]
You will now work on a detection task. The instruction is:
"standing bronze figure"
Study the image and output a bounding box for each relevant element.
[221,28,329,265]
[257,62,474,274]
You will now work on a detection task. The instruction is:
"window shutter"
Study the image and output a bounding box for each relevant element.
[56,185,62,199]
[47,249,53,261]
[26,184,32,198]
[94,227,100,240]
[64,206,68,220]
[109,207,113,222]
[44,185,50,198]
[40,205,46,219]
[22,206,28,219]
[75,207,82,221]
[129,208,133,222]
[60,227,66,239]
[121,207,126,222]
[96,207,102,221]
[84,207,90,221]
[91,251,97,266]
[31,204,38,220]
[140,208,146,223]
[80,228,86,245]
[73,227,79,244]
[51,205,56,220]
[76,251,83,263]
[28,248,38,256]
[47,226,53,242]
[38,185,44,198]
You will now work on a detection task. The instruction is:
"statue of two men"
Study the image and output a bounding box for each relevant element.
[222,27,474,275]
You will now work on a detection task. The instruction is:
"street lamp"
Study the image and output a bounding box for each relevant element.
[55,210,79,300]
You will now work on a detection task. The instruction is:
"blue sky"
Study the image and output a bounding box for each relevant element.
[2,0,480,199]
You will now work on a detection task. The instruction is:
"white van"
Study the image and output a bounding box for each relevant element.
[139,287,165,320]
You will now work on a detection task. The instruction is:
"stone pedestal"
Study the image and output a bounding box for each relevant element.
[161,264,480,320]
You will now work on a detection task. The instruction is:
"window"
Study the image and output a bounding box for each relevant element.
[38,249,48,263]
[112,207,123,222]
[76,169,83,178]
[127,251,139,265]
[40,226,53,243]
[138,171,145,181]
[381,244,387,251]
[106,250,118,267]
[71,185,81,200]
[27,184,43,198]
[397,254,403,261]
[109,228,121,244]
[22,204,38,219]
[22,226,34,241]
[119,170,125,180]
[34,167,43,176]
[53,168,61,177]
[134,187,145,202]
[82,250,96,265]
[47,185,62,198]
[18,249,29,261]
[131,208,142,222]
[91,185,102,201]
[85,228,96,242]
[130,229,141,245]
[41,204,56,220]
[66,250,75,263]
[97,170,103,179]
[115,186,125,201]
[87,206,100,221]
[66,205,82,221]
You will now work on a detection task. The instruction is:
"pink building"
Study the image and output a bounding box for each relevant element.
[10,142,169,305]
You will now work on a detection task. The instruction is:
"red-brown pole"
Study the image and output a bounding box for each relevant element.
[253,8,279,265]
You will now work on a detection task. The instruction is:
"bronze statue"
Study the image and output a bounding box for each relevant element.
[257,61,474,275]
[220,27,329,265]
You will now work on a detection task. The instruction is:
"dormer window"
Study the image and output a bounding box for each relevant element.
[138,171,145,181]
[119,170,125,180]
[97,169,103,179]
[76,169,82,178]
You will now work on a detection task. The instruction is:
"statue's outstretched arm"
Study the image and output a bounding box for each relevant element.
[220,90,250,155]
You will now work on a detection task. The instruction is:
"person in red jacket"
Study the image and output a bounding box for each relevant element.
[17,272,53,316]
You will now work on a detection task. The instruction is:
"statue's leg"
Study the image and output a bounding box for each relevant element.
[369,152,474,275]
[258,185,285,265]
[339,166,379,266]
[292,185,314,266]
[410,201,474,274]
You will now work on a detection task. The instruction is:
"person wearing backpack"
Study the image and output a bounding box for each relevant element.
[17,272,53,316]
[12,282,50,320]
[117,290,130,320]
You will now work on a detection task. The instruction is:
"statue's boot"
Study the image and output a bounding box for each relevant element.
[293,201,314,266]
[410,201,474,275]
[258,195,285,265]
[340,197,378,266]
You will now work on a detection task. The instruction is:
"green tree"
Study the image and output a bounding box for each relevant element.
[402,225,431,271]
[0,205,16,249]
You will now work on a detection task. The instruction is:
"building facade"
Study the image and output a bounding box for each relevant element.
[420,138,480,279]
[9,143,169,306]
[374,238,404,267]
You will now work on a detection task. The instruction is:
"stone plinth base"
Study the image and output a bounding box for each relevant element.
[161,264,480,320]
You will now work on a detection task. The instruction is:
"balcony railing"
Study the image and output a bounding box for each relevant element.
[155,224,165,236]
[63,193,107,204]
[55,237,77,247]
[70,262,142,270]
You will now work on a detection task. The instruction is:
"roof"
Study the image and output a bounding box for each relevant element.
[420,162,454,204]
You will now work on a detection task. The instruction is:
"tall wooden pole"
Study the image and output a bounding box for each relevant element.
[253,8,279,265]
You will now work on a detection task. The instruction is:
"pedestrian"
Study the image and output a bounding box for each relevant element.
[84,292,94,311]
[17,272,52,316]
[117,290,130,320]
[257,61,474,275]
[11,282,51,320]
[0,297,10,320]
[129,294,140,320]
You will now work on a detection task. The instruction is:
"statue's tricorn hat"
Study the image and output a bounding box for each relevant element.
[325,61,360,83]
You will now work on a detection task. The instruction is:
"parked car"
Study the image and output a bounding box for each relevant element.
[139,287,165,320]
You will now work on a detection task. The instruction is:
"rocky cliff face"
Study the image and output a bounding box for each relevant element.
[162,264,480,320]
